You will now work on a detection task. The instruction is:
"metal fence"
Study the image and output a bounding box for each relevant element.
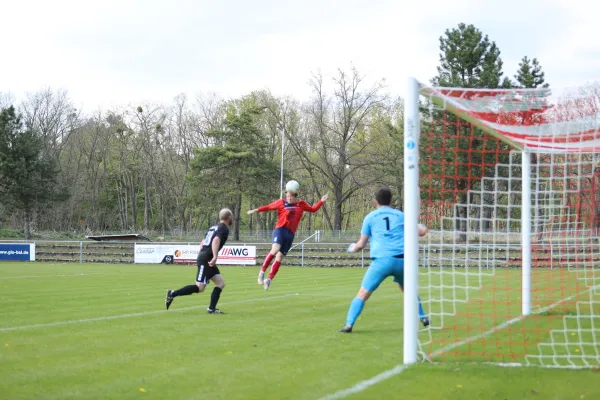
[16,229,362,243]
[0,239,367,268]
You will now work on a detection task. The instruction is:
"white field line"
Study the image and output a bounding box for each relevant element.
[316,365,410,400]
[317,284,600,400]
[482,362,594,370]
[0,273,104,280]
[0,293,299,332]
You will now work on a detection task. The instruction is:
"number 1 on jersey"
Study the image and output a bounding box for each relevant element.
[384,217,390,231]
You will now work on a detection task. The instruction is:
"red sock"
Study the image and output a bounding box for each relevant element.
[268,261,281,280]
[261,253,275,272]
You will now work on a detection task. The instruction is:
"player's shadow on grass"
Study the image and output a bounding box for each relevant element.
[344,328,400,334]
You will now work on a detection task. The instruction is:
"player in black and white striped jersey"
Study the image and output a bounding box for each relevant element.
[165,208,233,314]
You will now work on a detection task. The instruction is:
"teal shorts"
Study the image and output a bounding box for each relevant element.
[360,256,404,292]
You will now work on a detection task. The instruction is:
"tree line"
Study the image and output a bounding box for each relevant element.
[0,24,561,240]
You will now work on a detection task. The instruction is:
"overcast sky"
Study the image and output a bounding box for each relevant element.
[1,0,597,112]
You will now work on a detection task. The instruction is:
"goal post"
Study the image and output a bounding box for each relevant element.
[403,77,421,364]
[403,77,600,368]
[522,149,532,317]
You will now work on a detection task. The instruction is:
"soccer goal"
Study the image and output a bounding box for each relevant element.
[403,78,600,369]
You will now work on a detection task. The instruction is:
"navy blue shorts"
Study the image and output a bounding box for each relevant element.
[272,227,295,255]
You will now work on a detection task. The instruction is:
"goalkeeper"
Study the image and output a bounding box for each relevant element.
[339,187,429,333]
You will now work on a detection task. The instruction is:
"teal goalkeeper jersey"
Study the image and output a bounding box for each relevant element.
[361,206,405,258]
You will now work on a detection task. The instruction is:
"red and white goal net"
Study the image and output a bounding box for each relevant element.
[413,81,600,368]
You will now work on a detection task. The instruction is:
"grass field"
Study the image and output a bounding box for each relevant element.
[1,262,599,400]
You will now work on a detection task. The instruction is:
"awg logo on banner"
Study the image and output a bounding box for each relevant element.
[134,244,256,265]
[219,247,251,257]
[173,245,257,265]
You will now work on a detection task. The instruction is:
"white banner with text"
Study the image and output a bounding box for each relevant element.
[134,244,256,265]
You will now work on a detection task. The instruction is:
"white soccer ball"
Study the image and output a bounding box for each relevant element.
[418,224,428,237]
[285,180,300,194]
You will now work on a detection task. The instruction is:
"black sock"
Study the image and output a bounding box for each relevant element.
[172,284,200,297]
[209,287,223,310]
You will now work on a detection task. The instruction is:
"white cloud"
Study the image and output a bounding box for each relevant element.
[0,0,597,112]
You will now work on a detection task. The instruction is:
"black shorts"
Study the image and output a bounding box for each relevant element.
[196,253,221,284]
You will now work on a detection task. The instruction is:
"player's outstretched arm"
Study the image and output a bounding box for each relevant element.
[247,199,283,215]
[348,213,371,252]
[347,234,368,252]
[300,194,329,213]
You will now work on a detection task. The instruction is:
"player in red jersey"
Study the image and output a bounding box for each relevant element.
[247,180,328,290]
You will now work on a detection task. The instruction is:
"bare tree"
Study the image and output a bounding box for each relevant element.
[195,92,226,145]
[20,88,79,158]
[167,94,204,233]
[257,90,335,230]
[132,103,169,234]
[287,67,387,230]
[0,92,14,109]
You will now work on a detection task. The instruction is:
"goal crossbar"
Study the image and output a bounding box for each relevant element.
[419,84,525,151]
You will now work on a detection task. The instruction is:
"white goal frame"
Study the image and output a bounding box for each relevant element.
[403,77,536,364]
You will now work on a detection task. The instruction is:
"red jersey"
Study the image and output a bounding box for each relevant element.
[257,198,324,234]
